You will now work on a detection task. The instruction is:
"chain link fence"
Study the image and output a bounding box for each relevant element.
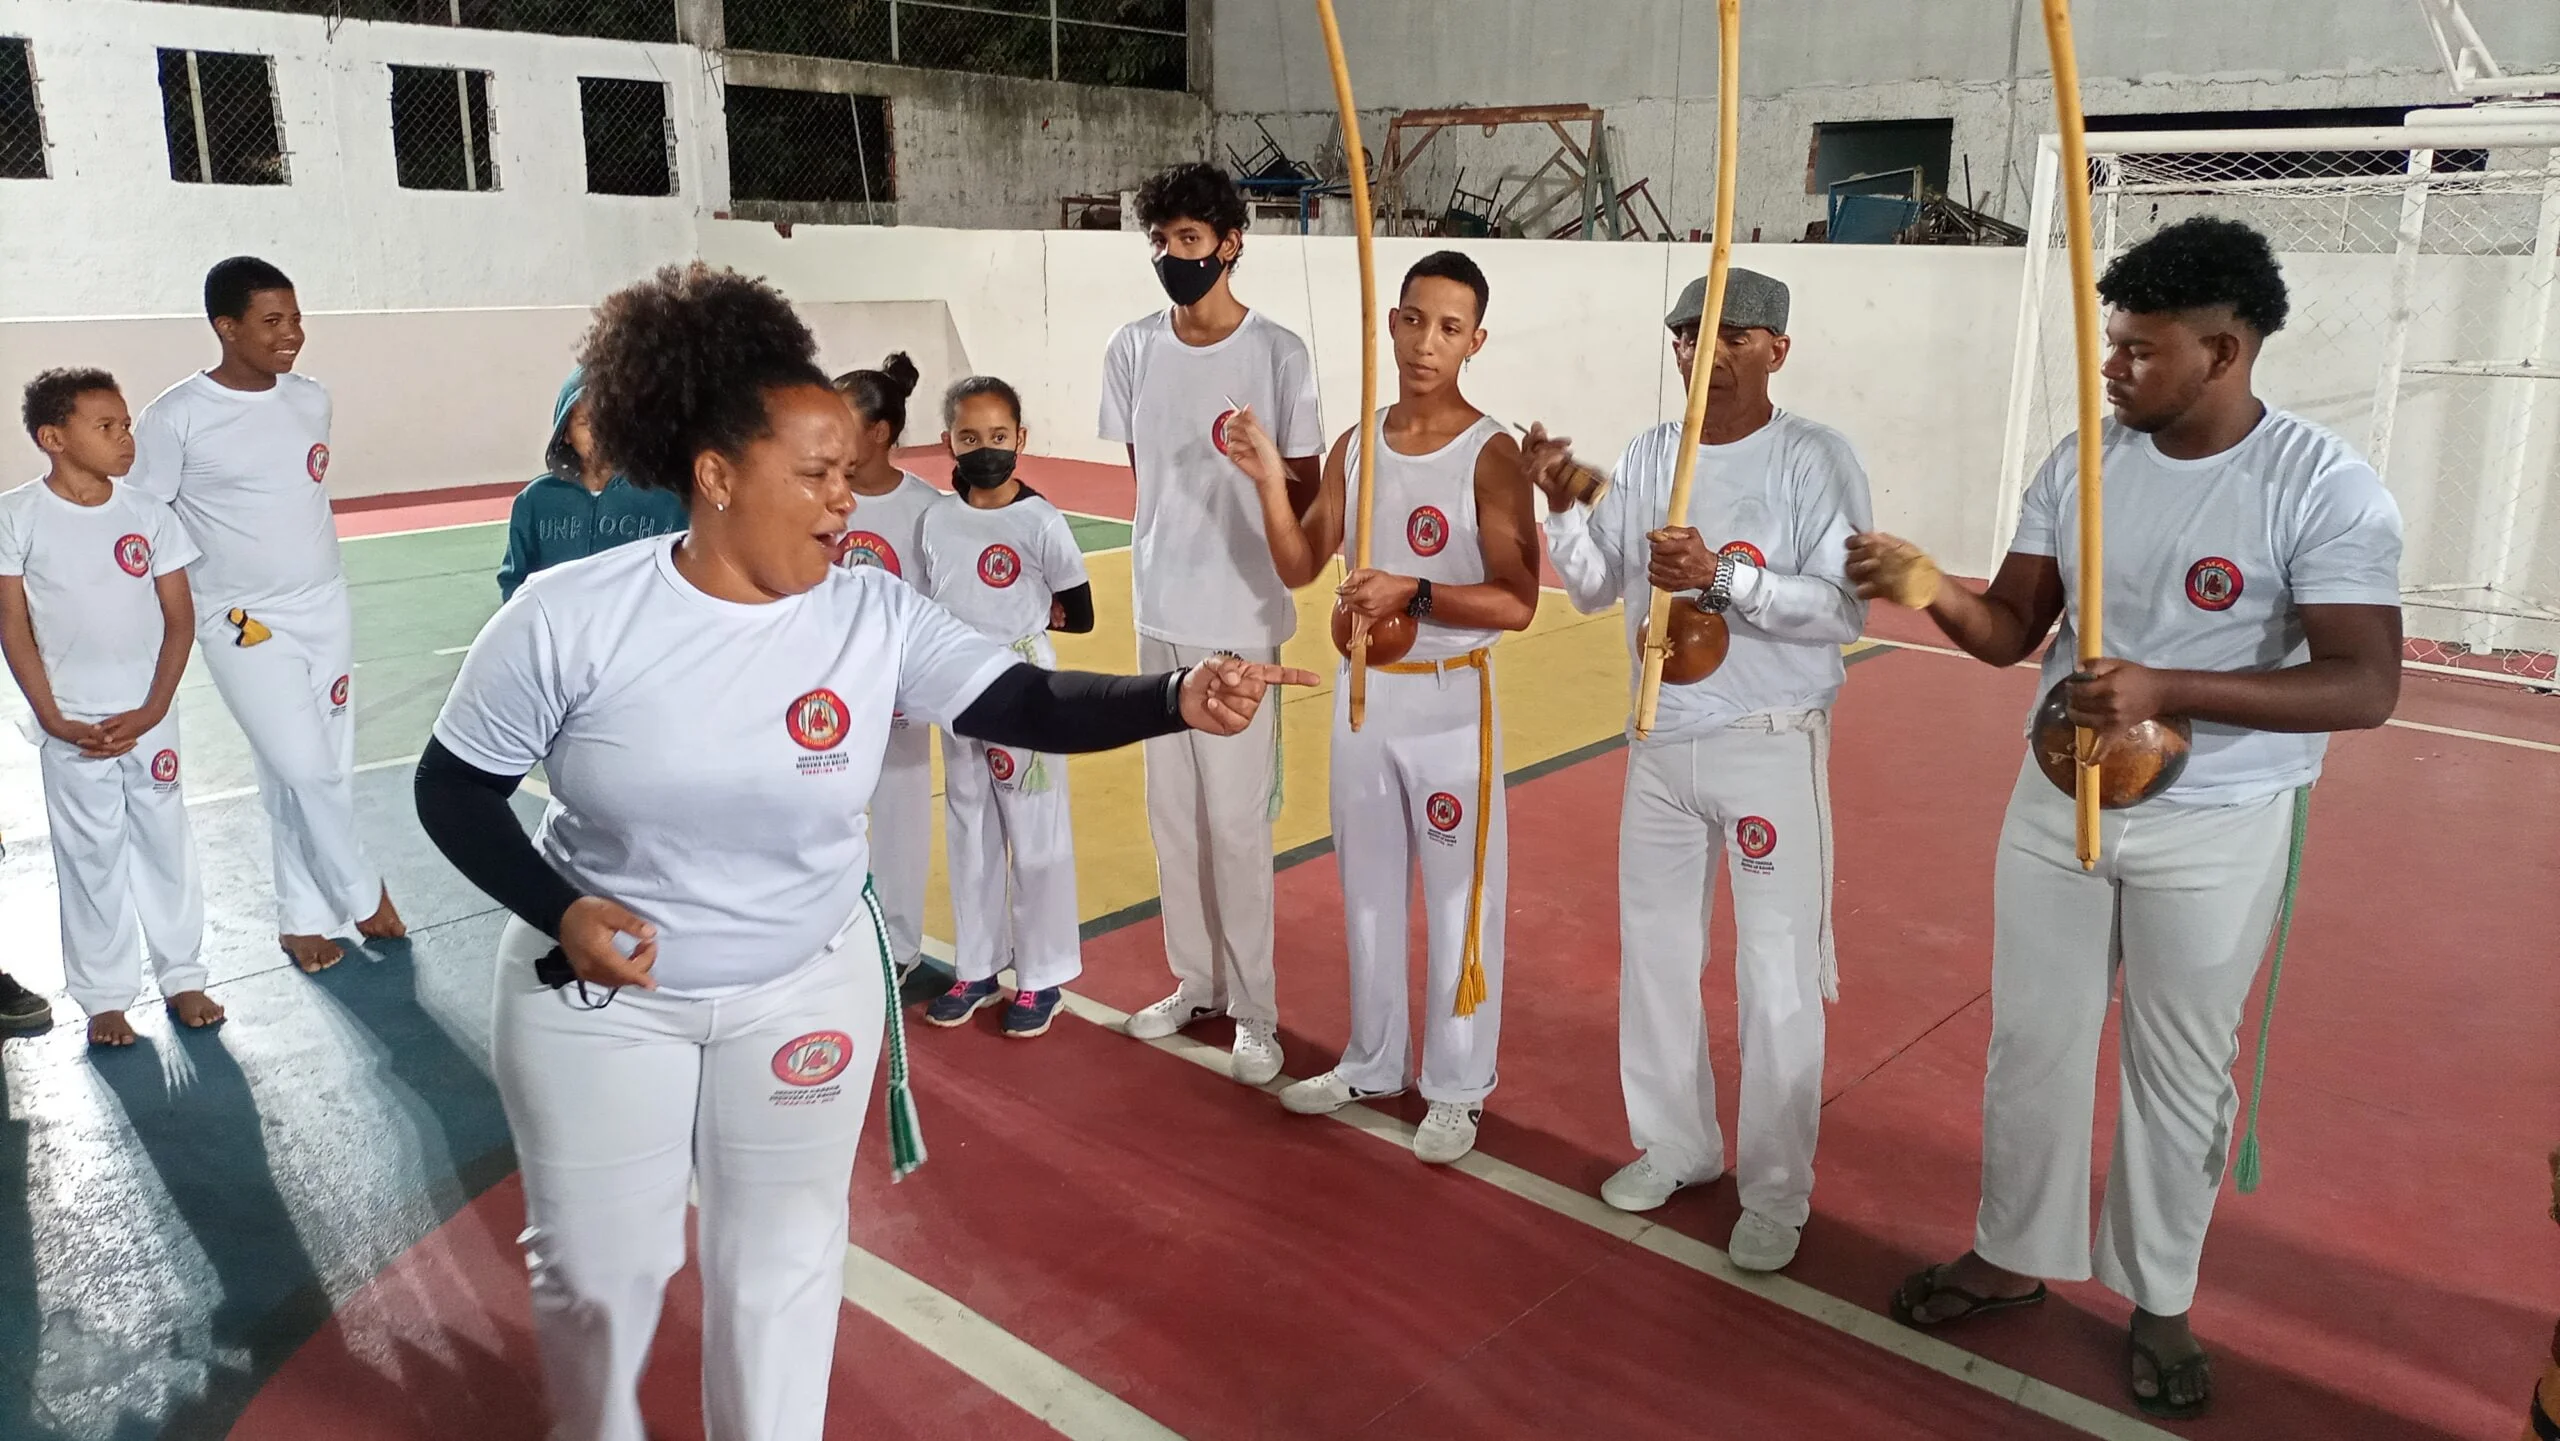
[0,37,45,179]
[2007,133,2560,685]
[157,46,287,185]
[579,75,674,196]
[135,0,675,44]
[389,63,496,190]
[724,83,894,225]
[724,0,1185,92]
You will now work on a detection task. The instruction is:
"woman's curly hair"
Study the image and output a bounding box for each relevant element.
[2097,216,2290,337]
[576,263,829,497]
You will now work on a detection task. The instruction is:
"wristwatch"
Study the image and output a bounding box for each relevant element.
[1406,578,1434,619]
[1694,552,1737,614]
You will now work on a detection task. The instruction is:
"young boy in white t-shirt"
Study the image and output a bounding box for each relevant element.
[919,377,1094,1039]
[1099,162,1325,1085]
[1,370,215,1046]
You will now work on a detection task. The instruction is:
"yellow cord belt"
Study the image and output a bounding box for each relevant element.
[1373,646,1494,1017]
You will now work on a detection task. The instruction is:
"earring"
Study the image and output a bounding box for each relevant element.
[716,501,727,513]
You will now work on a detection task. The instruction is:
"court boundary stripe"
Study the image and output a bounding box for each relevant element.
[842,1244,1187,1441]
[912,938,2169,1441]
[1857,636,2560,754]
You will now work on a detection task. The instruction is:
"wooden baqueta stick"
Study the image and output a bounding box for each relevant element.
[2040,0,2107,871]
[1313,0,1380,731]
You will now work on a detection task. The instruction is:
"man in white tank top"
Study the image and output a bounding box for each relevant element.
[1850,219,2402,1419]
[1226,252,1539,1165]
[1529,269,1874,1273]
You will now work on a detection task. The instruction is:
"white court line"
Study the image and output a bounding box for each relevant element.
[434,644,472,656]
[908,939,2170,1441]
[1860,636,2560,755]
[340,518,507,542]
[842,1245,1185,1441]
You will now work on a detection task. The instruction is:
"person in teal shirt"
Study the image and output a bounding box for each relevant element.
[496,367,688,599]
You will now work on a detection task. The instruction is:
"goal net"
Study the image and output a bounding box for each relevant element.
[1999,112,2560,685]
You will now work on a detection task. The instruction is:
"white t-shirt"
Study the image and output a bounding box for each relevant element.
[1545,411,1873,741]
[2013,410,2403,806]
[1099,308,1323,648]
[1343,410,1504,663]
[0,480,200,717]
[433,536,1017,997]
[125,371,343,610]
[836,471,942,590]
[918,488,1089,646]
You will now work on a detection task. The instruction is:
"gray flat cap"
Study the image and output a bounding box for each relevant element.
[1665,268,1789,334]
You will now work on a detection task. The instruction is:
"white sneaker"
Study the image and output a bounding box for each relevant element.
[1727,1208,1803,1272]
[1278,1067,1400,1114]
[1230,1019,1284,1085]
[1413,1100,1482,1165]
[1599,1153,1721,1213]
[1123,992,1217,1041]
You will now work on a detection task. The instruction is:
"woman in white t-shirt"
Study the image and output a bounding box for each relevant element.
[414,263,1314,1441]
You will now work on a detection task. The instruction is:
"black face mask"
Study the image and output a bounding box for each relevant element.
[1153,250,1227,308]
[951,446,1019,491]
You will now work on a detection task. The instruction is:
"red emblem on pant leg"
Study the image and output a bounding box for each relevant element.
[1426,791,1463,834]
[1736,815,1777,859]
[151,749,179,784]
[773,1030,852,1085]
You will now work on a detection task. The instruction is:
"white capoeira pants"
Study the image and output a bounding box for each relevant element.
[869,718,933,965]
[938,724,1082,993]
[41,713,206,1017]
[1975,759,2294,1317]
[1329,652,1506,1104]
[1139,636,1282,1024]
[492,904,890,1441]
[197,583,382,937]
[1618,710,1837,1228]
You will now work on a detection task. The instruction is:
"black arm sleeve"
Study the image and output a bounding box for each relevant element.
[1050,582,1096,634]
[950,663,1191,753]
[413,737,583,939]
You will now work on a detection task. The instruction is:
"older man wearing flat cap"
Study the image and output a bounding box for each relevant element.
[1522,267,1874,1272]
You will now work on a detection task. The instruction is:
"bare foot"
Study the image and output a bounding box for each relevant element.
[88,1010,137,1047]
[166,990,226,1028]
[358,888,406,941]
[282,933,343,973]
[1897,1250,2045,1325]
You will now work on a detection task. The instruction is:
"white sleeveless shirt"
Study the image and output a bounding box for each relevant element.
[1343,410,1502,663]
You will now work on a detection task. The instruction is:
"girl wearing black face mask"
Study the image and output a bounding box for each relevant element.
[916,377,1097,1038]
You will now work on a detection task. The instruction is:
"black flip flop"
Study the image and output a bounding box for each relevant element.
[1889,1263,2050,1328]
[2128,1333,2213,1420]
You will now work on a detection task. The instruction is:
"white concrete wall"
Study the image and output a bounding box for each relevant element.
[1207,0,2560,240]
[0,0,717,317]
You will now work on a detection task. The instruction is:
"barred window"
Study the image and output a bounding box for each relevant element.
[390,64,497,191]
[0,38,45,180]
[725,85,893,223]
[130,1,676,44]
[158,48,287,186]
[580,76,674,197]
[724,0,1187,93]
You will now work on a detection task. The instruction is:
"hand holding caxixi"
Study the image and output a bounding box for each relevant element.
[1518,422,1609,511]
[1843,531,1944,610]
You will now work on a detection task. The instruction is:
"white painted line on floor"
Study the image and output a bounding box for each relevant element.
[908,935,2170,1441]
[842,1244,1186,1441]
[339,518,508,541]
[1860,636,2560,755]
[434,644,473,656]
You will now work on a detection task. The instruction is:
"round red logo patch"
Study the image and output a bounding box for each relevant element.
[329,674,350,707]
[1719,541,1766,568]
[772,1030,853,1087]
[785,688,849,751]
[1210,407,1238,455]
[114,533,151,577]
[1425,791,1463,833]
[307,443,330,484]
[836,531,901,576]
[1407,505,1450,557]
[150,749,179,784]
[1736,815,1777,859]
[977,544,1021,589]
[988,748,1017,782]
[2185,556,2243,611]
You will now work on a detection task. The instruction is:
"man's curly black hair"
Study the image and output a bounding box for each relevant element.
[575,263,828,498]
[1136,162,1248,240]
[2097,216,2289,337]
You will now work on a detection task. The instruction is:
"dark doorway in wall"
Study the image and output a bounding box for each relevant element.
[1808,118,1953,196]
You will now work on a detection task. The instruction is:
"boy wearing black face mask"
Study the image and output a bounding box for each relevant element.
[1099,162,1325,1085]
[920,377,1095,1040]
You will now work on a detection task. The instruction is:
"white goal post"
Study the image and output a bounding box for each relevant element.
[1998,108,2560,686]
